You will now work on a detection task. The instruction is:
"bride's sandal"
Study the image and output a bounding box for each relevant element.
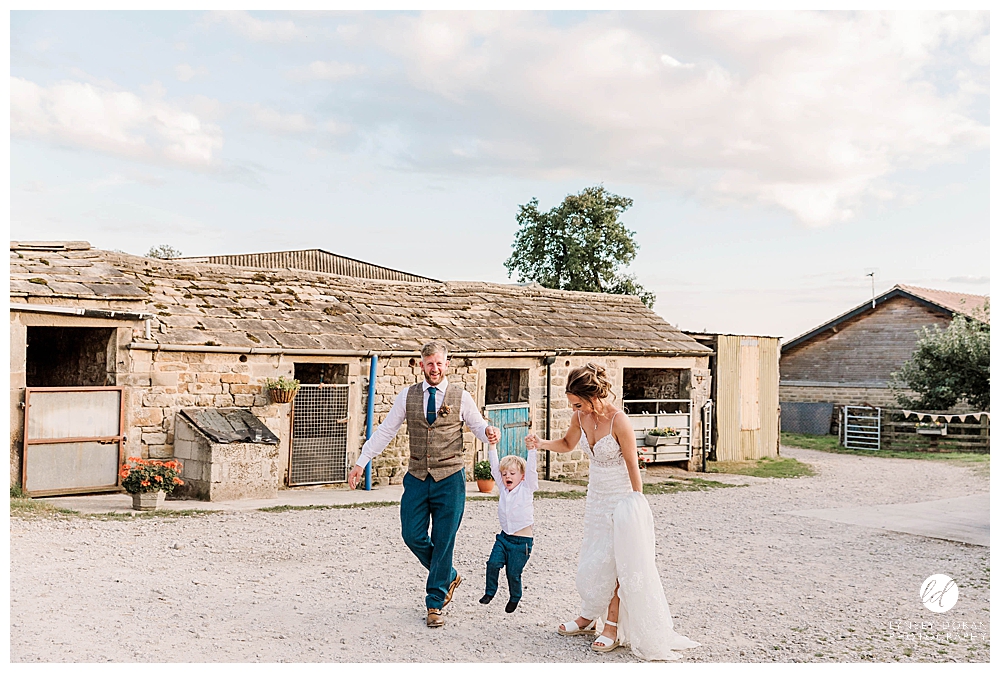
[557,617,597,636]
[591,620,620,653]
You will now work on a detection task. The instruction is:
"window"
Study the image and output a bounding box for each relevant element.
[26,326,116,387]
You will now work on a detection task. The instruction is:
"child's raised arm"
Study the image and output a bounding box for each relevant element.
[487,443,501,483]
[525,449,539,492]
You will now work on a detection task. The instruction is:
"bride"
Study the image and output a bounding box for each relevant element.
[526,363,700,660]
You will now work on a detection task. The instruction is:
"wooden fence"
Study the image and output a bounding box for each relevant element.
[880,409,989,453]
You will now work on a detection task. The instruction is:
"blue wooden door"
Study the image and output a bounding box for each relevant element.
[485,404,530,460]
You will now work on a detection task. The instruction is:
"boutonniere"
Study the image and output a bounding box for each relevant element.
[439,404,453,416]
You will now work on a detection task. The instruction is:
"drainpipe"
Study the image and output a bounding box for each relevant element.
[543,355,556,480]
[364,354,378,491]
[144,319,151,340]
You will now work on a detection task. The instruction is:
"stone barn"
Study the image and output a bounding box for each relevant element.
[10,241,712,498]
[780,284,988,430]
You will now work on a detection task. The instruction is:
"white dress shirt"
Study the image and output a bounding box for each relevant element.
[355,378,491,468]
[490,448,538,536]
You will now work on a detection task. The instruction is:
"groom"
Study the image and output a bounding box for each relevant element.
[348,341,500,627]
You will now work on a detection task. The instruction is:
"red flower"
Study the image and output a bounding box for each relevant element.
[141,480,150,487]
[154,475,163,482]
[173,477,184,485]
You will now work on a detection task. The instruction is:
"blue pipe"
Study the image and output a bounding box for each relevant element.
[364,354,378,491]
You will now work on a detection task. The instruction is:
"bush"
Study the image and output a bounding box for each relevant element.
[890,302,989,410]
[473,460,493,481]
[119,457,184,494]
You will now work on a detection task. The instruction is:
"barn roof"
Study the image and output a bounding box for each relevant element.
[782,284,989,353]
[10,242,710,357]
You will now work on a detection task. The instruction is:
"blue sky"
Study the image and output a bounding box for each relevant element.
[10,10,990,340]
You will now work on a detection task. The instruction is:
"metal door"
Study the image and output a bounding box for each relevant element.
[289,384,350,485]
[485,403,531,460]
[22,387,124,496]
[842,406,881,450]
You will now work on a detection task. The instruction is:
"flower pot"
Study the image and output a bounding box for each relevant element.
[476,479,495,494]
[645,434,680,447]
[268,388,297,404]
[132,490,166,511]
[916,427,947,436]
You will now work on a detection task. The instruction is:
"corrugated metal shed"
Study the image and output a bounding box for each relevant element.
[180,249,437,283]
[686,332,780,461]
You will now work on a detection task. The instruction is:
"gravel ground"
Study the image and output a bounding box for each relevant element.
[10,446,990,663]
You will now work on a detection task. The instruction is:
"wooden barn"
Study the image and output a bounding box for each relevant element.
[10,241,714,499]
[780,284,989,432]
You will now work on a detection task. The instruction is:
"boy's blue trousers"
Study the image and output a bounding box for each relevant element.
[484,531,533,602]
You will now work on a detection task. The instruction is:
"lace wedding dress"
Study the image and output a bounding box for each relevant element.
[575,413,700,661]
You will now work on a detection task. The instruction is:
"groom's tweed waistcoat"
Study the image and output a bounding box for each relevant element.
[405,382,466,481]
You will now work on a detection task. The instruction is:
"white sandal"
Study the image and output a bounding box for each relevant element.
[557,617,597,636]
[592,619,620,653]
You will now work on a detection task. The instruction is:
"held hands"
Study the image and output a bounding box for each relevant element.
[485,425,501,444]
[525,433,540,450]
[347,464,365,489]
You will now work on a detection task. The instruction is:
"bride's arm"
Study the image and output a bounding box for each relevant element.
[526,412,582,454]
[614,413,644,493]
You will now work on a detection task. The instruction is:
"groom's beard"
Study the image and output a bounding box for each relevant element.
[424,371,445,385]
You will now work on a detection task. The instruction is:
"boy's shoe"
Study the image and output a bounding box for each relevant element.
[479,594,494,604]
[505,601,518,613]
[426,608,444,627]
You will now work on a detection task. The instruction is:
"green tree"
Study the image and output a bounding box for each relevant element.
[890,300,990,410]
[504,185,656,308]
[146,244,182,259]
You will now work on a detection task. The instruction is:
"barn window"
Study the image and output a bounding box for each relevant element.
[622,368,689,414]
[293,363,348,384]
[25,326,116,387]
[485,369,529,405]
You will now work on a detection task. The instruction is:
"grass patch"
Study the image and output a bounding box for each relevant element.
[643,477,743,495]
[781,432,990,476]
[535,489,587,499]
[708,456,815,478]
[257,501,400,513]
[10,497,76,518]
[82,509,219,519]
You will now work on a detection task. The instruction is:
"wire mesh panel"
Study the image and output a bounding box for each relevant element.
[289,384,350,485]
[781,402,834,435]
[842,406,881,450]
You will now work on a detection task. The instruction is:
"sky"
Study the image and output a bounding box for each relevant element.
[9,10,991,341]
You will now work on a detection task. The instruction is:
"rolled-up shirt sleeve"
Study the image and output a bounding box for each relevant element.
[355,388,408,468]
[460,390,491,444]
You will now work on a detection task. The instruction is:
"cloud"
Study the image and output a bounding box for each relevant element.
[175,63,209,82]
[209,10,306,43]
[287,60,366,81]
[946,276,990,285]
[247,104,314,135]
[10,76,224,168]
[354,11,988,227]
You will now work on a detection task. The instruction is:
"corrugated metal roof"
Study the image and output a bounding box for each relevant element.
[180,249,437,283]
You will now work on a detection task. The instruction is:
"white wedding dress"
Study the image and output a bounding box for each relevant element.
[575,413,700,661]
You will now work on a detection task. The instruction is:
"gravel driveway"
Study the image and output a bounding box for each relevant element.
[10,446,990,663]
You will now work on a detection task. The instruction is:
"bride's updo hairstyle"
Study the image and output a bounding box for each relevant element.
[565,362,613,402]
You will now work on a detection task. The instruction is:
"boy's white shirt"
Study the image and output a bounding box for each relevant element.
[489,447,538,536]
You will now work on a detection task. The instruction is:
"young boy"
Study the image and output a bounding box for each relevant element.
[480,444,538,613]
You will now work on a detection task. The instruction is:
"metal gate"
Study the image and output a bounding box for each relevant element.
[842,405,881,450]
[289,384,349,485]
[22,387,124,496]
[625,398,692,462]
[485,403,531,460]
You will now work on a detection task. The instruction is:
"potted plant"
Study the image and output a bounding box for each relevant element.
[645,427,681,446]
[265,376,300,404]
[915,421,947,436]
[474,460,495,493]
[120,457,184,511]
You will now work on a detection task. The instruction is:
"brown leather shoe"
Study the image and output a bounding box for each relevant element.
[426,608,444,627]
[443,573,462,607]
